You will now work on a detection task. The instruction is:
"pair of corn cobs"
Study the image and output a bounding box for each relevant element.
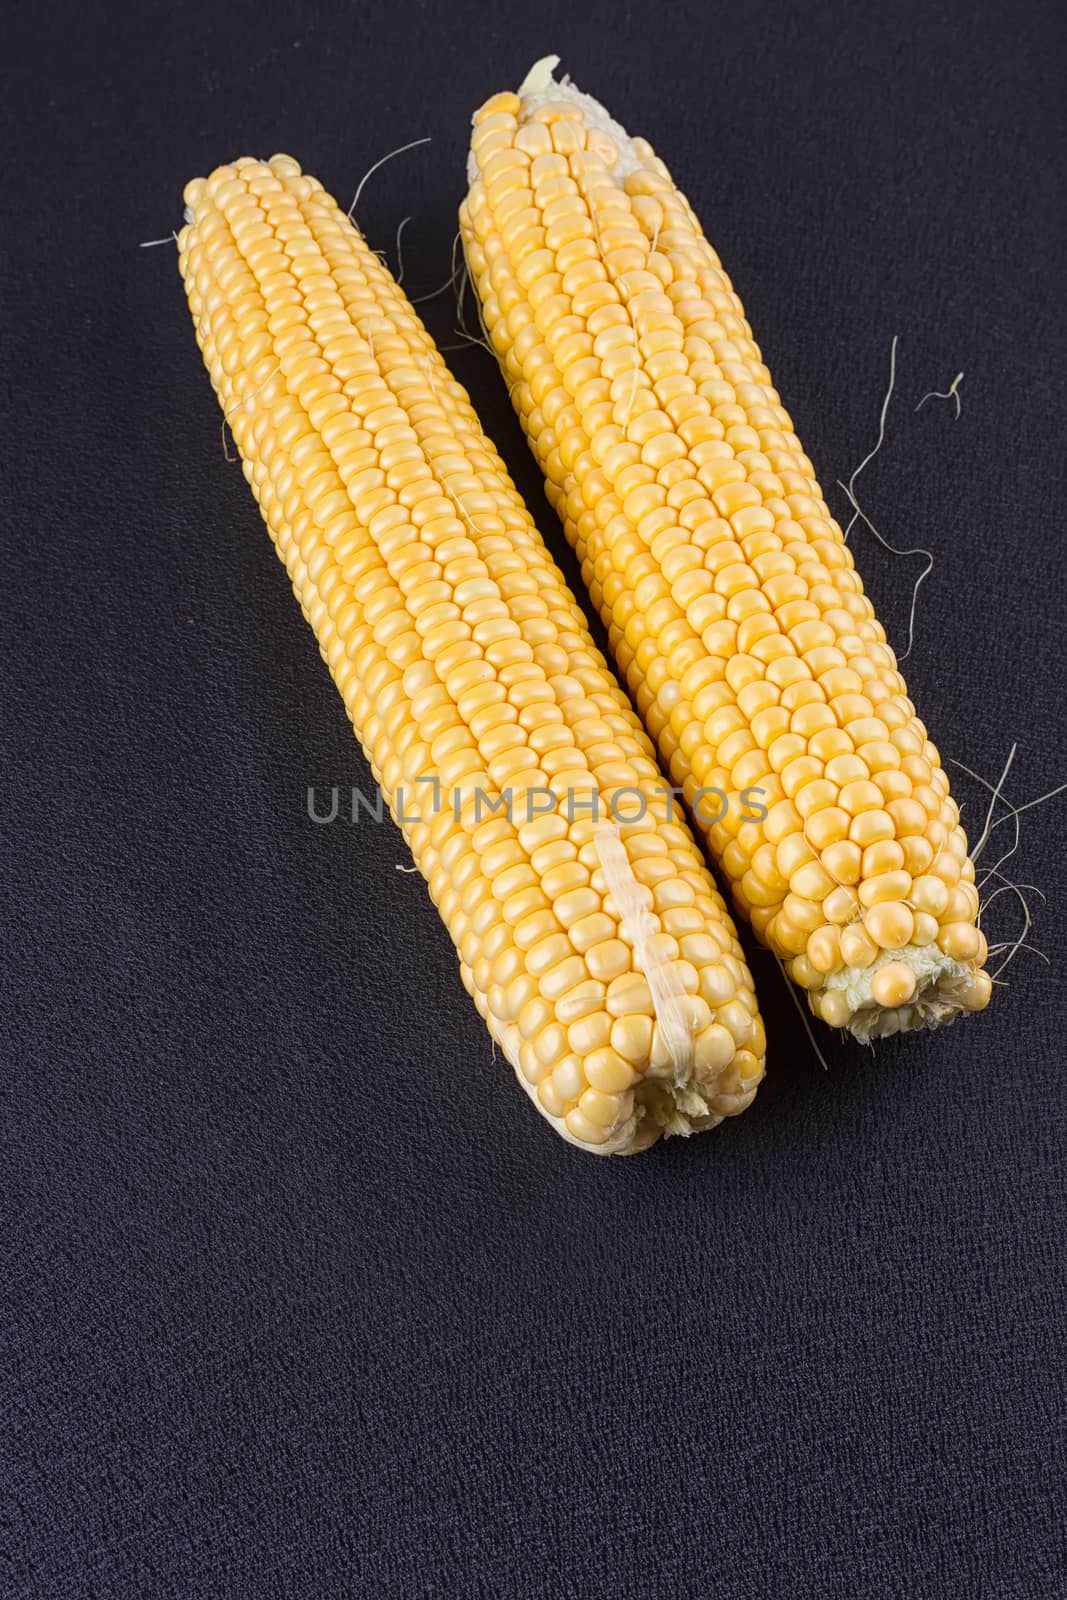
[179,57,990,1154]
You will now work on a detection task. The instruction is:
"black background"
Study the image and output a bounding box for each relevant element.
[3,1,1065,1596]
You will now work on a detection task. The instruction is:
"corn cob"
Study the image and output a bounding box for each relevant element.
[177,153,765,1153]
[461,59,992,1041]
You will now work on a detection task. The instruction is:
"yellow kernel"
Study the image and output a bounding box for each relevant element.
[840,923,878,968]
[679,933,727,968]
[871,961,917,1007]
[716,999,755,1047]
[861,839,905,876]
[781,892,824,933]
[807,925,842,975]
[816,989,852,1028]
[911,874,950,916]
[518,995,554,1040]
[959,971,992,1011]
[865,901,915,950]
[823,885,859,924]
[848,809,895,846]
[839,779,885,815]
[947,883,980,921]
[887,798,928,835]
[825,753,869,787]
[937,922,982,961]
[734,1047,764,1086]
[776,833,816,879]
[822,840,862,884]
[795,778,839,819]
[790,861,835,902]
[858,870,913,908]
[805,806,851,850]
[901,836,935,874]
[772,914,808,955]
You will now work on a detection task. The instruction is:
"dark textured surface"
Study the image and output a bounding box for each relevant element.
[2,1,1065,1595]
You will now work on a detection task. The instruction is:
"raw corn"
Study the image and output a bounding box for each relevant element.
[177,154,765,1153]
[461,59,992,1040]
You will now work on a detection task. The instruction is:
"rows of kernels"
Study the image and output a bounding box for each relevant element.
[462,89,990,1028]
[179,155,764,1148]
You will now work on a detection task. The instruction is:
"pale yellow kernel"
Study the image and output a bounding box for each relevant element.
[605,972,653,1016]
[567,1010,613,1057]
[578,1085,626,1128]
[584,1045,637,1092]
[865,901,915,950]
[527,932,574,976]
[569,910,617,953]
[585,939,632,983]
[554,885,602,926]
[564,1108,612,1145]
[715,999,755,1047]
[537,1077,568,1119]
[698,962,739,1008]
[533,1021,569,1067]
[540,953,591,1000]
[694,1023,736,1073]
[550,1054,586,1103]
[610,1013,654,1065]
[679,933,727,968]
[518,995,554,1040]
[912,912,939,945]
[871,962,917,1008]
